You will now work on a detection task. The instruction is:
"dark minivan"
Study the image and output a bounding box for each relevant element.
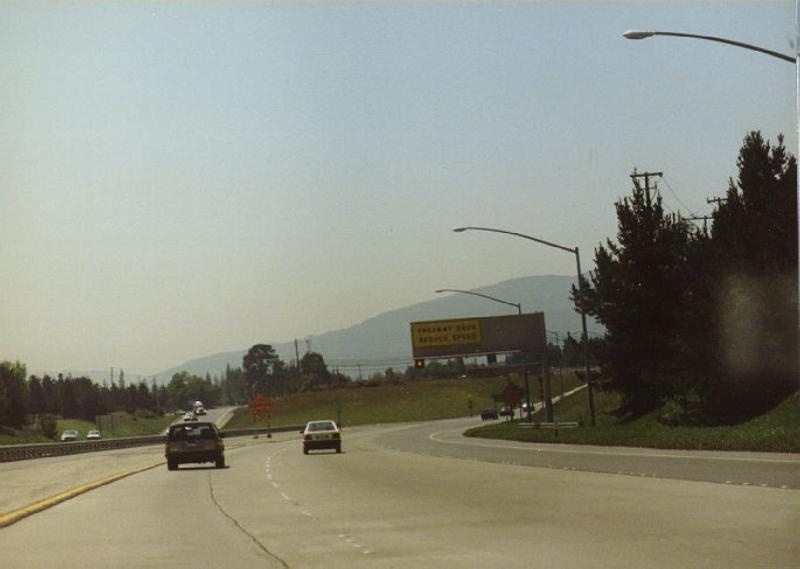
[165,422,226,470]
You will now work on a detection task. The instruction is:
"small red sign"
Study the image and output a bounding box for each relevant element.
[249,394,272,418]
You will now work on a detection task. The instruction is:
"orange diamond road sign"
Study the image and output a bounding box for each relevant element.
[249,394,272,418]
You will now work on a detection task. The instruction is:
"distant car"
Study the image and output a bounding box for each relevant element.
[86,430,102,440]
[302,420,342,454]
[480,409,499,420]
[499,405,514,418]
[195,407,207,416]
[60,429,79,442]
[165,421,225,470]
[182,412,197,421]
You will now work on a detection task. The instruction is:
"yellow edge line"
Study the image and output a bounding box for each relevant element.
[0,461,164,529]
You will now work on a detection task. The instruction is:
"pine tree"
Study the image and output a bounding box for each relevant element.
[576,179,695,416]
[700,132,798,421]
[0,361,29,428]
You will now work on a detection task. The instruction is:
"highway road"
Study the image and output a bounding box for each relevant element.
[2,416,798,568]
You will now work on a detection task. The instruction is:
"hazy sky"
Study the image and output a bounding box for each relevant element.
[1,2,796,376]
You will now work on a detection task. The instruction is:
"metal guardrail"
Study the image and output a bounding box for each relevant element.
[0,436,164,463]
[519,421,580,429]
[0,425,304,463]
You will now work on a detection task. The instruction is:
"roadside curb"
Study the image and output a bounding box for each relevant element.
[0,461,163,529]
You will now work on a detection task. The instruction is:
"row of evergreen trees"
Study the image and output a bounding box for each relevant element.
[0,363,228,429]
[0,347,349,431]
[575,132,797,424]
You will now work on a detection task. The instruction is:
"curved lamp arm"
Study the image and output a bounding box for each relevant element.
[623,29,795,63]
[435,288,522,315]
[452,226,577,254]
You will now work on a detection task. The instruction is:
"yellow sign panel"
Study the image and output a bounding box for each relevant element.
[412,319,481,348]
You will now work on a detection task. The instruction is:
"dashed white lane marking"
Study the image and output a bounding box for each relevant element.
[269,455,376,555]
[337,534,373,554]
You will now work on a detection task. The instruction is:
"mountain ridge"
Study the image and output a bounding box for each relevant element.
[151,274,602,383]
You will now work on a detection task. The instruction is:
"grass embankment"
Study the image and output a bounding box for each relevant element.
[225,372,584,430]
[0,411,175,445]
[227,372,799,453]
[466,388,800,453]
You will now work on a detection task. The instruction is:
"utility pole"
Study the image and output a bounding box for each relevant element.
[630,169,663,208]
[294,339,301,385]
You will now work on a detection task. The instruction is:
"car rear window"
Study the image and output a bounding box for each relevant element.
[308,421,336,432]
[169,424,217,440]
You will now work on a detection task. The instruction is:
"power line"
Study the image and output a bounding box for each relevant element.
[661,175,701,218]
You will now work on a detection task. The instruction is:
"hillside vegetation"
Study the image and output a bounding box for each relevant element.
[226,374,574,429]
[468,389,800,453]
[0,411,174,445]
[3,375,796,453]
[226,375,798,453]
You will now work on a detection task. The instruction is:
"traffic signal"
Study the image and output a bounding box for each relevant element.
[414,358,425,368]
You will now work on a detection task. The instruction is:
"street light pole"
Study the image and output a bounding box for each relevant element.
[622,29,795,63]
[573,247,597,427]
[435,288,532,421]
[453,225,597,426]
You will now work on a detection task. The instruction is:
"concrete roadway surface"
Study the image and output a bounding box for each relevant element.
[1,417,798,568]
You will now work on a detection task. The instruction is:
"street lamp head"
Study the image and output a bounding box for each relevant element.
[451,226,468,233]
[434,289,445,293]
[623,29,655,40]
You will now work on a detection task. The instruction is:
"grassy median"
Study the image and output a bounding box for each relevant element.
[465,388,800,453]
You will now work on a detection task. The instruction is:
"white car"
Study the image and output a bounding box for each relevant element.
[86,430,102,440]
[60,429,79,442]
[302,420,342,454]
[183,412,197,422]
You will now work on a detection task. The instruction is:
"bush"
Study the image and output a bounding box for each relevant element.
[134,408,159,420]
[37,414,58,439]
[658,391,704,426]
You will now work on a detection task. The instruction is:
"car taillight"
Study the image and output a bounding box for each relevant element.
[332,433,340,439]
[304,434,311,441]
